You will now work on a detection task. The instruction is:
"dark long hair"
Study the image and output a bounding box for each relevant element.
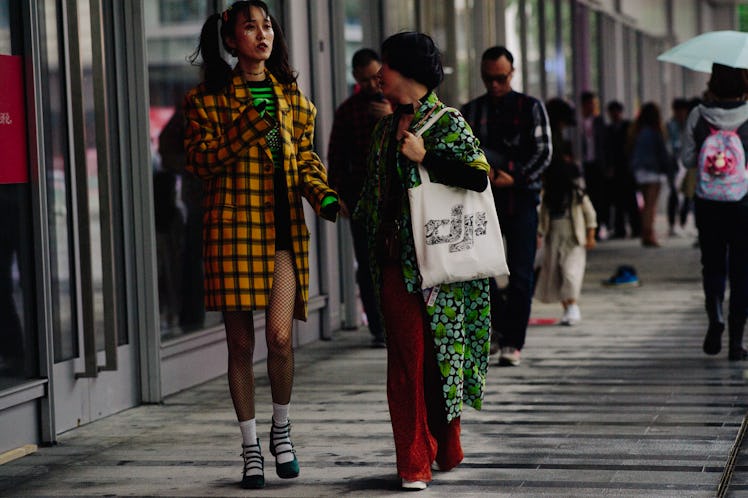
[708,63,748,100]
[626,101,663,152]
[189,0,296,93]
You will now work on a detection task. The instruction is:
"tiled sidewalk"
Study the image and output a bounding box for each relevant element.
[1,232,747,497]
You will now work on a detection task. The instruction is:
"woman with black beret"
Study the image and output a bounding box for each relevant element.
[354,32,492,491]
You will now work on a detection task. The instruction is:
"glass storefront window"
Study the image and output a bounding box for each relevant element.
[0,1,9,53]
[624,26,640,113]
[420,2,452,100]
[452,0,473,106]
[524,0,542,98]
[38,0,76,363]
[561,0,573,102]
[383,0,416,33]
[76,0,113,350]
[544,0,563,99]
[505,0,523,91]
[147,1,249,339]
[0,0,38,386]
[159,0,207,24]
[589,10,600,97]
[343,0,363,91]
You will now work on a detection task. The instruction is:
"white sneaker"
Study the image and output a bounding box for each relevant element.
[401,479,428,490]
[498,346,521,366]
[561,304,581,326]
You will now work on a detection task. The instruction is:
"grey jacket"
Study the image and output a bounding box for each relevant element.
[682,102,748,169]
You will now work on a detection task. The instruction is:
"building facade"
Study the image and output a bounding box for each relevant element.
[0,0,740,454]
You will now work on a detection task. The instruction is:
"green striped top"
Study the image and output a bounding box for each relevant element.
[247,80,281,168]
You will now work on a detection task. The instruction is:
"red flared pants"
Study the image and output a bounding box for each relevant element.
[380,262,463,482]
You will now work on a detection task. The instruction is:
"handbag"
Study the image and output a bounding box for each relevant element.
[408,106,509,289]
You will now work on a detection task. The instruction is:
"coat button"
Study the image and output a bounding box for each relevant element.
[265,201,272,209]
[265,164,272,172]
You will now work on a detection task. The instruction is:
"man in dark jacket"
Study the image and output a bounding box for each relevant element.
[327,48,392,347]
[461,46,552,367]
[580,90,609,239]
[604,100,641,239]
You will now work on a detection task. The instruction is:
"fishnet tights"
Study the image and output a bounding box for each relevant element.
[223,250,297,422]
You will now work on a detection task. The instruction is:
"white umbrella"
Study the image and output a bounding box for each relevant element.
[657,30,748,73]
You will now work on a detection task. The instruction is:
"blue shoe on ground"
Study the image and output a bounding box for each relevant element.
[602,265,640,287]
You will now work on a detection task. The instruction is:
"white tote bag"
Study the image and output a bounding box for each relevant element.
[408,107,509,289]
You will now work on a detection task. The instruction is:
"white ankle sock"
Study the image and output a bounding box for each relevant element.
[239,418,257,447]
[271,403,294,464]
[272,402,289,424]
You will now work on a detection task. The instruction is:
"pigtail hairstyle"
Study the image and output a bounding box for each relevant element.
[189,1,296,93]
[189,13,234,93]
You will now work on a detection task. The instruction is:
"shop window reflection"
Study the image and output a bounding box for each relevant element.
[151,99,222,338]
[524,0,542,98]
[146,1,229,339]
[159,0,207,24]
[561,0,573,102]
[505,0,523,91]
[0,184,36,386]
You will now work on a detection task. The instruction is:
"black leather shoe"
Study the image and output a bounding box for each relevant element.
[703,324,724,355]
[728,347,747,361]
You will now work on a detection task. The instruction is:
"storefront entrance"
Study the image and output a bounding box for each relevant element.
[35,0,140,433]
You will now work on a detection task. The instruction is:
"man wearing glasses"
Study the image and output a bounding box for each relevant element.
[461,46,552,367]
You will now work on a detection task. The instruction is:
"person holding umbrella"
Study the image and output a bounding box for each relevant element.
[681,62,748,361]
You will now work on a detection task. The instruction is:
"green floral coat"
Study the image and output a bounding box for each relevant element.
[353,92,492,422]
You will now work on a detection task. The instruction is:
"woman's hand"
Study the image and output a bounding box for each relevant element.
[490,168,515,188]
[400,130,427,163]
[585,228,597,249]
[338,199,350,218]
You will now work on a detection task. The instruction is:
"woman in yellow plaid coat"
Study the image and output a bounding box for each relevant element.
[183,1,338,489]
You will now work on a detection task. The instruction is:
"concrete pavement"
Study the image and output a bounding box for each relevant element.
[1,226,747,497]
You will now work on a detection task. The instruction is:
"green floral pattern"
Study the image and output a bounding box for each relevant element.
[353,92,491,422]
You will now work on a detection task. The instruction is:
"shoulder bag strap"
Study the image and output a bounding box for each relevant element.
[415,106,457,137]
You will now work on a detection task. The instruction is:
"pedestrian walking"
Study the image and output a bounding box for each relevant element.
[665,97,690,236]
[682,62,748,361]
[354,31,492,491]
[183,0,339,489]
[628,102,670,247]
[604,100,641,239]
[536,98,597,325]
[580,91,610,240]
[461,46,552,367]
[327,48,392,347]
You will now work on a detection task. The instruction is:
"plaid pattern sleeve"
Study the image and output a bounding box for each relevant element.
[327,93,378,197]
[517,98,553,187]
[288,91,335,212]
[183,85,272,180]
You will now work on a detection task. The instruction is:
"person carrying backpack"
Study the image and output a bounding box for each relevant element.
[682,63,748,361]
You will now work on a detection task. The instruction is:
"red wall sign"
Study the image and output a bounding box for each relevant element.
[0,55,29,184]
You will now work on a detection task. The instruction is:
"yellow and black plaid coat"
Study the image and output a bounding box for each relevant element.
[183,70,335,320]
